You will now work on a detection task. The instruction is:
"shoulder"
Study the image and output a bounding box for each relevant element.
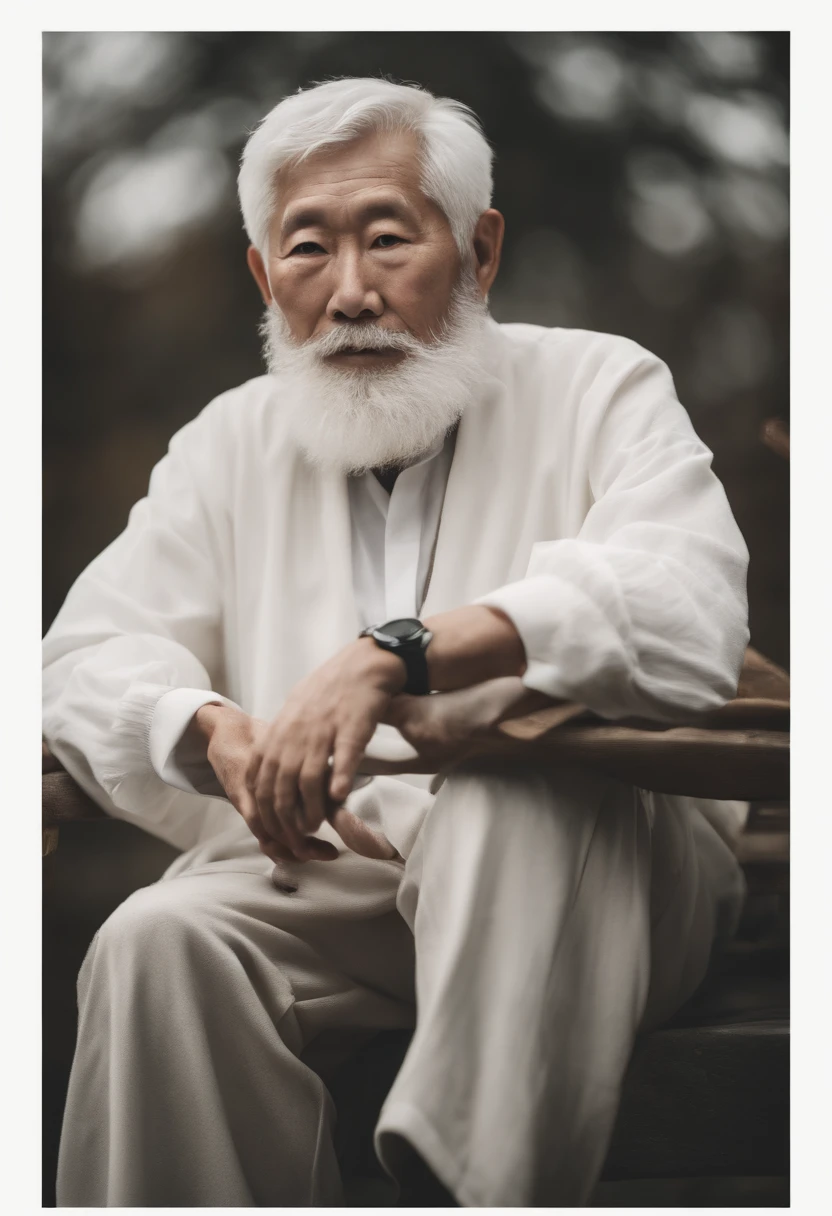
[493,322,681,432]
[165,374,287,465]
[183,373,278,439]
[490,322,690,455]
[150,374,297,507]
[494,321,670,391]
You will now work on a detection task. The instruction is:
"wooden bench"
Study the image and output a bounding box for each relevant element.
[42,646,789,1204]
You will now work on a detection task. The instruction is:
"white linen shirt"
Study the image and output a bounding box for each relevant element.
[150,432,455,795]
[42,321,750,856]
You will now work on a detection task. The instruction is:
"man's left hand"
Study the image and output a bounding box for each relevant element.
[245,637,406,856]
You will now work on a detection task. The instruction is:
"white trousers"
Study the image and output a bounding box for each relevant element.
[56,762,744,1207]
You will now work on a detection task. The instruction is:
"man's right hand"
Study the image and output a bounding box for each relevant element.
[190,703,398,864]
[191,703,339,862]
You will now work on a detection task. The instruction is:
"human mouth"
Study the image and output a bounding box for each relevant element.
[331,346,400,356]
[324,347,406,365]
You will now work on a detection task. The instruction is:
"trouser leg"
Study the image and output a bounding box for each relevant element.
[375,762,743,1207]
[56,828,414,1207]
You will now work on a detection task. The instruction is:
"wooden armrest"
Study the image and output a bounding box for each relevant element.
[360,647,790,803]
[42,771,109,827]
[361,722,789,802]
[42,742,110,838]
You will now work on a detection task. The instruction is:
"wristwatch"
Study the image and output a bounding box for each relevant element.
[359,617,433,695]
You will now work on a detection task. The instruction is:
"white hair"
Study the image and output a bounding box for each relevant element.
[238,77,493,257]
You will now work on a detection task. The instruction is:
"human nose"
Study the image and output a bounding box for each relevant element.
[326,249,384,321]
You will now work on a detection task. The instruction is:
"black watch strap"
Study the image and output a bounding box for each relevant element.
[400,636,430,695]
[360,618,433,695]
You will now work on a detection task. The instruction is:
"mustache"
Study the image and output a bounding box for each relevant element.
[302,322,422,359]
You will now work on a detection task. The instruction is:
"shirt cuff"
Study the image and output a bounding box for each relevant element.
[475,576,579,700]
[149,687,240,798]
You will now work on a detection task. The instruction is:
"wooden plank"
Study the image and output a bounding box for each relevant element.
[735,832,790,865]
[745,802,790,832]
[42,828,60,857]
[514,726,789,800]
[361,725,789,802]
[42,772,109,827]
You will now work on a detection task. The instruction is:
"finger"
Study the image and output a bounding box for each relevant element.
[299,836,340,861]
[297,735,332,833]
[273,757,310,855]
[236,782,312,865]
[234,785,276,848]
[253,757,286,842]
[328,806,400,861]
[329,729,369,804]
[259,831,337,864]
[258,836,296,862]
[256,759,310,861]
[263,833,339,863]
[253,722,314,861]
[261,836,335,865]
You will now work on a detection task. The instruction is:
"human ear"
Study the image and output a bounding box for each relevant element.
[471,210,505,297]
[246,245,274,306]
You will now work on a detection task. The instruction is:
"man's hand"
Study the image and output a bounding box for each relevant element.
[195,606,526,861]
[243,638,406,857]
[382,676,548,770]
[193,703,338,862]
[193,699,400,863]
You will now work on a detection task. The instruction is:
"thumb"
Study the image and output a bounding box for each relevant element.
[328,806,400,861]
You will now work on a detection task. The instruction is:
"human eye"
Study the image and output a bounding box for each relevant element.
[290,240,325,255]
[372,233,406,248]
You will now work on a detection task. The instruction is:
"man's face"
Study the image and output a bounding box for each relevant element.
[262,129,464,368]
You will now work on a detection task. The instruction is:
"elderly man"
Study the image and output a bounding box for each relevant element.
[44,78,748,1207]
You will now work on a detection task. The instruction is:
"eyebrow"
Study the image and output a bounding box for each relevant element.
[279,197,416,243]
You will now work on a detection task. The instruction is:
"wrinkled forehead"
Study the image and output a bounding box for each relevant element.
[272,128,439,234]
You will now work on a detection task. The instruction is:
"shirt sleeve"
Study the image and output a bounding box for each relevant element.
[149,687,240,797]
[476,346,750,722]
[42,400,234,841]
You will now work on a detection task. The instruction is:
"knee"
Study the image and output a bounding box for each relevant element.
[95,880,210,962]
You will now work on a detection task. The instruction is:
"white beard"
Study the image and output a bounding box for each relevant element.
[260,279,492,474]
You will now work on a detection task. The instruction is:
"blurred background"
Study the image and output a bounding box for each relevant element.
[42,30,789,1205]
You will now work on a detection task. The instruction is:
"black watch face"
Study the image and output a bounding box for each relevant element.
[378,617,423,642]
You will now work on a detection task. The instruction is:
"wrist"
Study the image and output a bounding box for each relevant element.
[357,636,408,694]
[190,701,228,744]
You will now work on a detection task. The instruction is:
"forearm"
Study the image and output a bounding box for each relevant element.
[422,604,527,692]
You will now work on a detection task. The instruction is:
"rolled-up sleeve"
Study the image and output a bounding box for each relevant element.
[477,349,749,722]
